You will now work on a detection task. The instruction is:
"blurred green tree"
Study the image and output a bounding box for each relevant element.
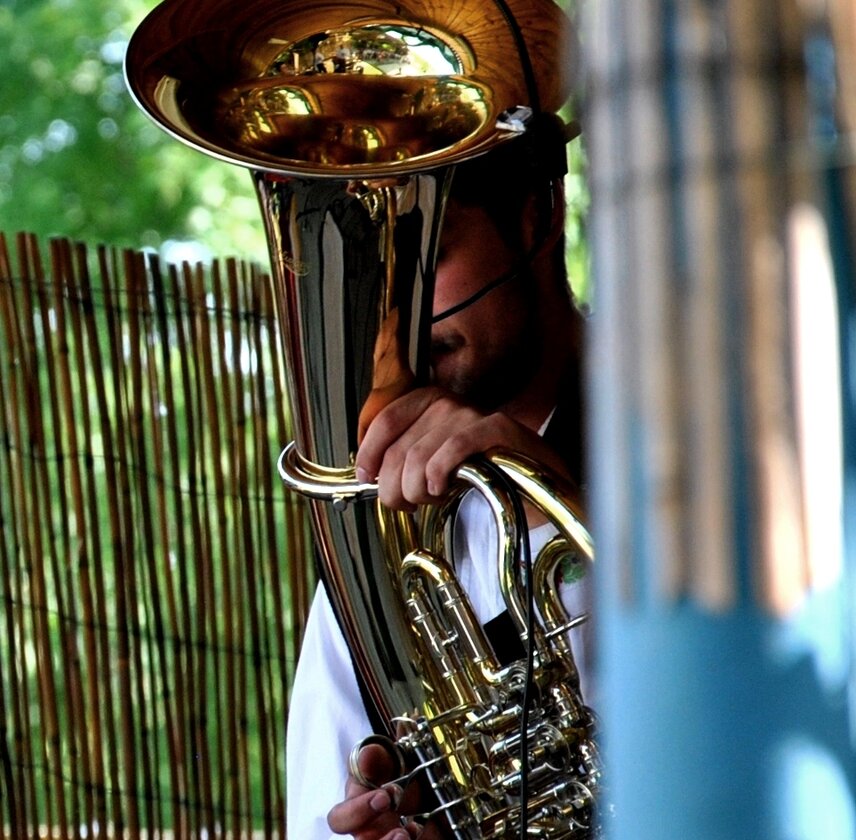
[0,0,267,262]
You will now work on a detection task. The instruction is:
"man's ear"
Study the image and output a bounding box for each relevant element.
[523,179,565,255]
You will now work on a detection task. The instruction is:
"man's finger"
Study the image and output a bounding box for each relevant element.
[326,784,403,835]
[350,742,403,790]
[356,388,443,481]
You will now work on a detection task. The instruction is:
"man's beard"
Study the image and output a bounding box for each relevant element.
[431,310,542,413]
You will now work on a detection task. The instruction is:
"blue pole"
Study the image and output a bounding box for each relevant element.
[584,1,856,837]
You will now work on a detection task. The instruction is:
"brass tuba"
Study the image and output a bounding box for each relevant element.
[126,0,601,835]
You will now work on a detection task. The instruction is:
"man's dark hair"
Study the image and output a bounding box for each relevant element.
[448,113,570,278]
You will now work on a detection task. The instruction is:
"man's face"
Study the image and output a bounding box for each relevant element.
[430,200,541,411]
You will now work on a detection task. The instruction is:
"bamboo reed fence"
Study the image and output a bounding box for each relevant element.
[0,231,314,838]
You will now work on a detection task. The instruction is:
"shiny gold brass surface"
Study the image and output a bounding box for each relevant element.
[125,0,573,176]
[356,451,602,837]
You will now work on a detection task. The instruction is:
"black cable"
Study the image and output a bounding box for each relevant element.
[490,0,541,115]
[472,5,554,832]
[510,478,535,840]
[431,179,561,324]
[430,243,537,323]
[486,459,535,840]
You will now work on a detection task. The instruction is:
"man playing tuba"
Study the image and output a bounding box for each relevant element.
[287,118,593,839]
[123,0,596,833]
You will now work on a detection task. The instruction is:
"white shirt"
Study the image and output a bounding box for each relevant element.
[285,491,593,840]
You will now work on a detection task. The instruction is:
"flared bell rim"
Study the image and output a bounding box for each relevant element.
[124,0,576,177]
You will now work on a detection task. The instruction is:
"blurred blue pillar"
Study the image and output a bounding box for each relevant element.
[584,2,856,837]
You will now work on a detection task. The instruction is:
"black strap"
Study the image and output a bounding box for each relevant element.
[484,609,527,666]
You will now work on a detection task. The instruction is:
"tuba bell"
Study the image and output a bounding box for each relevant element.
[126,0,601,835]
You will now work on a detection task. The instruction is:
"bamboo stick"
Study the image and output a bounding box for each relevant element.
[123,249,158,837]
[148,255,191,840]
[98,244,140,839]
[167,259,204,837]
[46,237,96,838]
[136,248,184,838]
[2,235,42,834]
[231,259,272,839]
[90,243,130,836]
[31,235,87,839]
[67,239,110,840]
[16,232,70,839]
[199,257,236,836]
[193,260,214,836]
[224,261,252,837]
[0,232,24,837]
[250,262,287,831]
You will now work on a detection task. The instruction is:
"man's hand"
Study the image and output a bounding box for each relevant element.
[355,386,568,514]
[326,743,442,839]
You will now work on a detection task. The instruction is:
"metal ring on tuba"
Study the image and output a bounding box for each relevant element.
[126,1,601,836]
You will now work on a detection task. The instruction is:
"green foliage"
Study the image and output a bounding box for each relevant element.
[565,134,590,308]
[0,0,267,261]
